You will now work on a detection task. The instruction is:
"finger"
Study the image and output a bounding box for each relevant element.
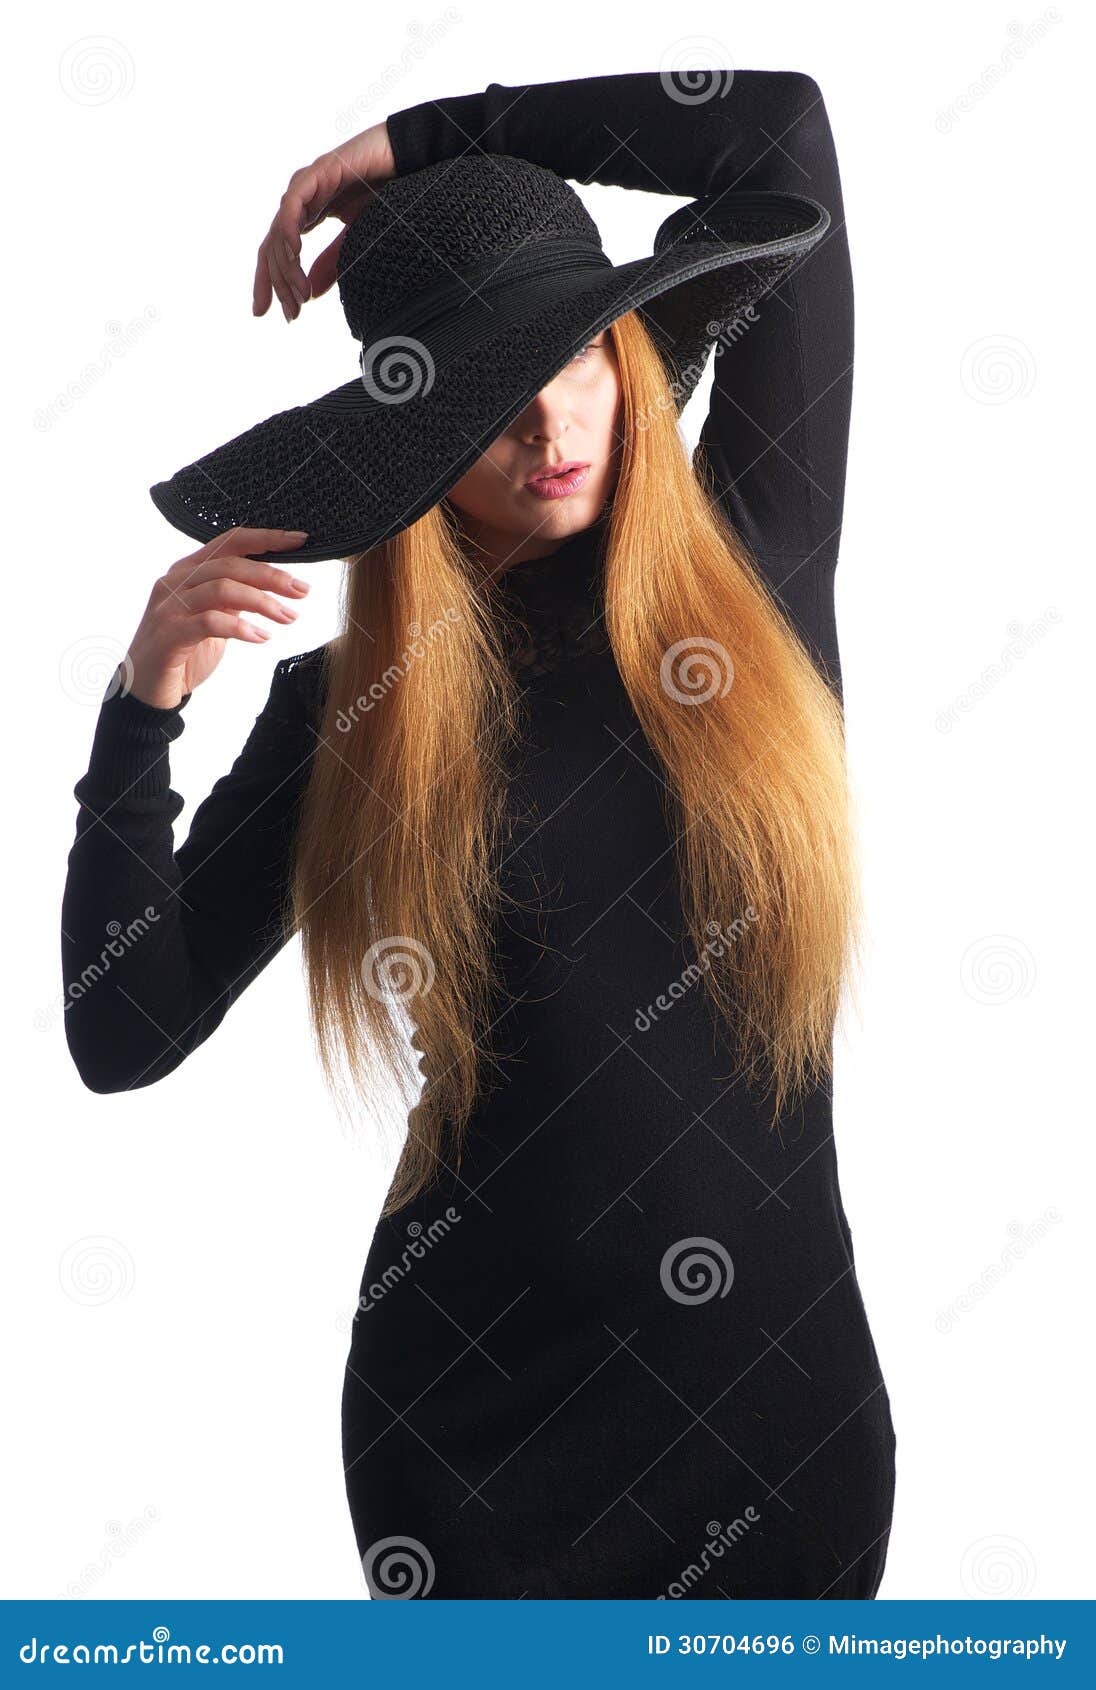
[299,170,340,234]
[266,227,298,322]
[170,529,305,585]
[168,534,311,594]
[168,559,312,602]
[268,183,320,319]
[277,160,342,294]
[203,525,310,560]
[178,578,302,625]
[305,230,346,301]
[254,207,301,322]
[174,608,273,645]
[254,213,301,320]
[253,237,274,317]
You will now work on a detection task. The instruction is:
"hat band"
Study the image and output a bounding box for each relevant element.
[357,238,615,371]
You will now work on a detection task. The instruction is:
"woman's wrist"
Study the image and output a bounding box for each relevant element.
[379,119,397,178]
[107,660,191,717]
[385,92,487,179]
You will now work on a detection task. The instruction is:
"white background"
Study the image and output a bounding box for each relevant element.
[5,0,1092,1602]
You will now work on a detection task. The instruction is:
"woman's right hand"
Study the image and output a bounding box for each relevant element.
[123,528,313,710]
[252,121,397,324]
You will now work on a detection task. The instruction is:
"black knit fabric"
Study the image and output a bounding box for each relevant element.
[62,69,893,1599]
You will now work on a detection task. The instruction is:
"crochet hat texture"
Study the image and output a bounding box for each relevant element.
[149,152,829,565]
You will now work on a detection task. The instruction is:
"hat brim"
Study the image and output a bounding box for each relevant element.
[149,191,828,565]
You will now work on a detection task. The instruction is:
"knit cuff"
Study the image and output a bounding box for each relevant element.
[80,677,193,802]
[386,90,491,176]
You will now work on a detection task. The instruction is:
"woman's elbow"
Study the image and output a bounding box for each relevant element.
[64,1021,179,1096]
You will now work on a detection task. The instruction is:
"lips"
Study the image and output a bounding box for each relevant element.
[527,460,589,486]
[523,463,592,501]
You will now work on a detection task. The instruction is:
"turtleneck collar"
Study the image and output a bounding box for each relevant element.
[487,510,611,675]
[490,509,608,603]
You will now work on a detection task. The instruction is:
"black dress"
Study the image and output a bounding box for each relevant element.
[61,69,896,1600]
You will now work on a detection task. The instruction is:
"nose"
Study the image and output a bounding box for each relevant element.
[517,372,576,443]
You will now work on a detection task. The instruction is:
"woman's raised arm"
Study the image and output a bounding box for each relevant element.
[383,70,853,688]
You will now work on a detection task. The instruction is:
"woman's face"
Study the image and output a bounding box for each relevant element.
[445,327,623,577]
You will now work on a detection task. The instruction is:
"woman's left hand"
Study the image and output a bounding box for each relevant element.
[252,121,397,323]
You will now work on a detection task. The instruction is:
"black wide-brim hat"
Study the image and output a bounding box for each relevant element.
[149,153,829,566]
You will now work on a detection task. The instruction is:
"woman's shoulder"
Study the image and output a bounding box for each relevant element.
[272,640,332,730]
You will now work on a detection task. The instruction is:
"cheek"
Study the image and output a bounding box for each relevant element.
[448,449,504,511]
[596,370,624,444]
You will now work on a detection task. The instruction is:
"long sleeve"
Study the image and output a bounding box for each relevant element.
[61,650,327,1093]
[386,70,852,691]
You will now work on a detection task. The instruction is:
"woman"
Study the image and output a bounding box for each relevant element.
[62,68,895,1599]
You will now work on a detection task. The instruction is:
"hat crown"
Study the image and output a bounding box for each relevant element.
[337,153,605,343]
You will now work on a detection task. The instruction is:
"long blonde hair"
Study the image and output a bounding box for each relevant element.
[289,309,862,1215]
